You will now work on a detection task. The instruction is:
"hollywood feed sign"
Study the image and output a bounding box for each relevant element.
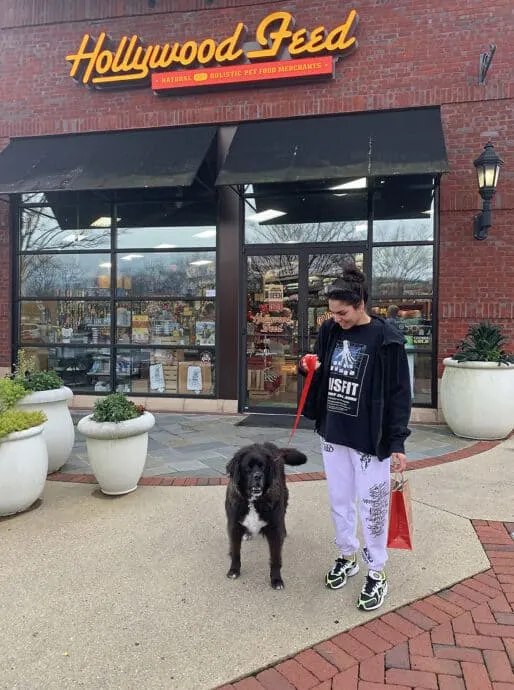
[65,9,358,94]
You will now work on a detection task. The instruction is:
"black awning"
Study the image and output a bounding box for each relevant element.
[0,126,217,194]
[216,107,448,186]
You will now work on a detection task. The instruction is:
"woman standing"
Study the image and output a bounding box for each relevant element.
[300,266,411,611]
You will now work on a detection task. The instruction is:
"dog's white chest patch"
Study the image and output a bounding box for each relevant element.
[241,503,267,536]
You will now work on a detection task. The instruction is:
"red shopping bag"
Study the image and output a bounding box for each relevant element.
[387,473,414,550]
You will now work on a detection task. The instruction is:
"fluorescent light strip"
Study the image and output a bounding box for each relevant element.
[193,230,216,238]
[330,177,367,191]
[247,209,286,223]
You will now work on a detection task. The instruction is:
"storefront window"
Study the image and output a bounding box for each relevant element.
[21,201,112,251]
[16,192,217,397]
[115,251,215,297]
[244,184,368,244]
[372,175,436,405]
[20,254,112,298]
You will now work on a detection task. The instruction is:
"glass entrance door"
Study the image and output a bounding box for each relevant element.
[244,248,365,412]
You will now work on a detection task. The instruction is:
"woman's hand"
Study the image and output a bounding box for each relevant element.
[300,355,321,372]
[391,452,407,473]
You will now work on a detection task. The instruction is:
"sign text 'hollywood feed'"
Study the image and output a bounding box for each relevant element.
[65,10,359,94]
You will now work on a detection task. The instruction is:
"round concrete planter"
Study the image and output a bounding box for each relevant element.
[0,425,48,517]
[441,358,514,440]
[77,412,155,495]
[17,386,75,474]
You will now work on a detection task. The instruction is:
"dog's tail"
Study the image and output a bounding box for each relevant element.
[278,448,308,466]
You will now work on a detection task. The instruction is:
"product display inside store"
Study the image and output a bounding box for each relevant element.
[16,183,217,397]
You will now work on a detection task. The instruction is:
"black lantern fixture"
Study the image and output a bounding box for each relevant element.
[473,141,504,240]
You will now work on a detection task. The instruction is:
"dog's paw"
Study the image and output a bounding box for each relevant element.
[271,578,285,590]
[242,532,252,541]
[227,568,241,579]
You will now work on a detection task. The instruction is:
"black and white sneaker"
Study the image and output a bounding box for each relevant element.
[325,554,359,589]
[357,570,388,611]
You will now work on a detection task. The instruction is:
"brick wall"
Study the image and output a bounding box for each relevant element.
[0,0,512,380]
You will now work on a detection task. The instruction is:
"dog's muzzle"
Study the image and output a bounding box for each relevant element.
[249,472,264,499]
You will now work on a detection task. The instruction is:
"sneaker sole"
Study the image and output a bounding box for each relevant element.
[357,580,388,611]
[325,563,360,589]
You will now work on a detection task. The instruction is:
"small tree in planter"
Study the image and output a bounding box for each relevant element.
[0,378,48,517]
[77,394,155,496]
[13,350,75,474]
[441,322,514,440]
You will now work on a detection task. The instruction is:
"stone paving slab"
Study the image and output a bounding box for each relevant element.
[64,413,476,479]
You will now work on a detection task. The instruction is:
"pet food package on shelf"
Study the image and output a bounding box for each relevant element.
[178,362,213,395]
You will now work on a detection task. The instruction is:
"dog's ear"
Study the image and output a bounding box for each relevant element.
[226,449,244,483]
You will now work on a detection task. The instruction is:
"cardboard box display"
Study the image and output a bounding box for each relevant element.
[178,361,213,395]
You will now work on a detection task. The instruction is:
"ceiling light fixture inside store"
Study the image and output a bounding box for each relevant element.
[99,262,111,268]
[355,223,368,232]
[247,209,286,223]
[91,216,120,228]
[155,243,176,249]
[121,254,144,261]
[190,259,213,266]
[330,177,367,191]
[193,230,216,238]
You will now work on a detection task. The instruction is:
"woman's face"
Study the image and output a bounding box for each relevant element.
[328,299,365,330]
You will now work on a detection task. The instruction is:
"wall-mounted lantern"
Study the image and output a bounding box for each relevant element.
[473,142,504,240]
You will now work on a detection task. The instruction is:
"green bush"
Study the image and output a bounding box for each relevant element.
[22,370,63,392]
[0,378,29,412]
[453,322,514,364]
[0,409,47,438]
[91,393,145,423]
[12,348,63,391]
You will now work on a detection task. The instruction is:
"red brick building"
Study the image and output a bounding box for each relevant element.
[0,0,512,419]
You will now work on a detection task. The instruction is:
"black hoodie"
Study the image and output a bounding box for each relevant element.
[301,315,412,460]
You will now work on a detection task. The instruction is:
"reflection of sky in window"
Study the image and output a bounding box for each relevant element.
[117,226,216,248]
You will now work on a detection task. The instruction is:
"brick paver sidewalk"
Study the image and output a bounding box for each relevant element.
[218,521,514,690]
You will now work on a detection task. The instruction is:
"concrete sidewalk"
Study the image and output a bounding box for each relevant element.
[0,436,512,689]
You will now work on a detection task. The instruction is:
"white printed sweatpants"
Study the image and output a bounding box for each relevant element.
[321,439,391,572]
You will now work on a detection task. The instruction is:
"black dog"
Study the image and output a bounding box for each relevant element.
[225,442,307,589]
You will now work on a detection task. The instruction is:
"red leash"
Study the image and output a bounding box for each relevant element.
[288,354,318,444]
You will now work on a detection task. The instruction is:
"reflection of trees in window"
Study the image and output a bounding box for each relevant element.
[21,255,100,297]
[21,207,109,251]
[246,221,363,245]
[125,254,215,297]
[373,220,433,243]
[373,245,433,299]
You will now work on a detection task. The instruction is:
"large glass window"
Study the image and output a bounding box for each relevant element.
[371,175,436,405]
[16,190,217,397]
[243,174,437,407]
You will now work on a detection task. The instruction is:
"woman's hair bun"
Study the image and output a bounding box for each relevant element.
[342,265,366,284]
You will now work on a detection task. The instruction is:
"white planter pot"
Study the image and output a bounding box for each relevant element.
[441,358,514,440]
[17,387,75,474]
[0,425,48,517]
[77,412,155,495]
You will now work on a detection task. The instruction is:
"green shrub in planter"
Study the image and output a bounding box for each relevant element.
[0,377,46,437]
[13,349,63,391]
[0,378,29,411]
[0,409,47,438]
[91,393,145,423]
[22,370,63,392]
[453,321,514,365]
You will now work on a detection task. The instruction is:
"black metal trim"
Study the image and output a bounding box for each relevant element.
[10,195,21,370]
[431,176,441,409]
[19,246,216,255]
